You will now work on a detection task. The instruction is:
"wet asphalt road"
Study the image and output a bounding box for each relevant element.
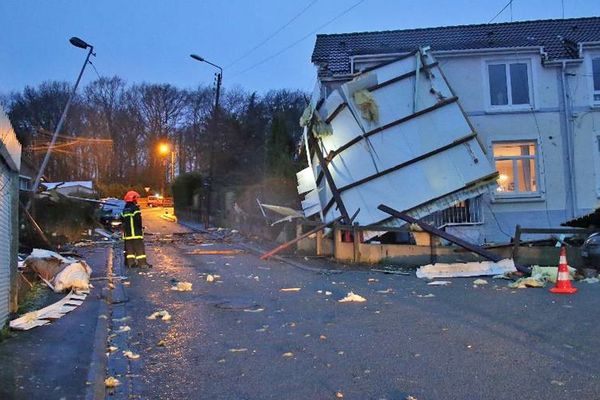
[110,208,600,400]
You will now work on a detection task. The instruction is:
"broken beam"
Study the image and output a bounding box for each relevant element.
[377,204,529,273]
[260,216,343,260]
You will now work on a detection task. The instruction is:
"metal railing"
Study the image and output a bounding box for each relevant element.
[421,196,483,228]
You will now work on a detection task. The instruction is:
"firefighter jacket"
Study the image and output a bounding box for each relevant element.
[121,202,143,240]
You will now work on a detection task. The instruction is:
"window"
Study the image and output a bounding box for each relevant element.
[593,57,600,104]
[421,196,483,227]
[487,61,531,107]
[493,141,538,195]
[19,176,30,191]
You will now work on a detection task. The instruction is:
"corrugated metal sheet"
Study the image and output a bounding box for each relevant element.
[0,161,11,327]
[301,49,497,232]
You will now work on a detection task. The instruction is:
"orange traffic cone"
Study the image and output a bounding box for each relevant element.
[550,246,577,294]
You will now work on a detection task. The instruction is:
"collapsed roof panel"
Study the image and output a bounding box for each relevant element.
[300,48,497,229]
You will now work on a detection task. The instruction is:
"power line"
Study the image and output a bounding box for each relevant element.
[230,0,367,78]
[488,0,514,24]
[224,0,319,70]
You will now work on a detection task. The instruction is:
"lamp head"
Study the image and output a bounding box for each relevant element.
[190,54,204,62]
[69,37,90,49]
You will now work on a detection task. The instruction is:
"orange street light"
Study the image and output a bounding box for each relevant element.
[158,143,170,155]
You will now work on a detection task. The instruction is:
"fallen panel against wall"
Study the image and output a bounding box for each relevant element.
[300,48,497,231]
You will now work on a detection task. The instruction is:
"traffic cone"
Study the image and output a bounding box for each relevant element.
[550,246,578,294]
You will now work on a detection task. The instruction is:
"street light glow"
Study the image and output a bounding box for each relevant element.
[158,143,170,155]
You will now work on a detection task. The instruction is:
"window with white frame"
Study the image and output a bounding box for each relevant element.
[592,56,600,104]
[487,61,531,108]
[493,141,538,195]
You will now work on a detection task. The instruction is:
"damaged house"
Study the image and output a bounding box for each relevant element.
[299,16,600,245]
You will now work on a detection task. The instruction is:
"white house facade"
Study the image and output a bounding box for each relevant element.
[311,17,600,244]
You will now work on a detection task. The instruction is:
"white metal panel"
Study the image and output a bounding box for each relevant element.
[301,189,321,217]
[296,167,317,195]
[0,161,12,327]
[301,49,497,228]
[327,102,476,188]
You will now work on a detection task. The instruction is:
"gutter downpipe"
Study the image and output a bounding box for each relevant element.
[560,61,578,220]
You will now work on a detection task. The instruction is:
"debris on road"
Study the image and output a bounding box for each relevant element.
[509,277,545,289]
[531,265,575,283]
[171,281,193,291]
[116,325,131,333]
[108,346,118,353]
[416,293,436,298]
[243,307,265,313]
[335,391,344,398]
[280,287,302,292]
[147,310,172,321]
[104,376,120,388]
[416,259,517,279]
[473,279,488,286]
[24,248,93,292]
[123,350,140,360]
[9,290,88,330]
[229,348,248,353]
[187,249,243,255]
[427,281,451,286]
[338,292,367,303]
[282,352,294,357]
[53,261,93,292]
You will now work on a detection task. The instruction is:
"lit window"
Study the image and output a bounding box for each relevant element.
[593,57,600,104]
[493,142,537,195]
[488,62,530,107]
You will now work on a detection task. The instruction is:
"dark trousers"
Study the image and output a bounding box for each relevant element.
[124,238,147,267]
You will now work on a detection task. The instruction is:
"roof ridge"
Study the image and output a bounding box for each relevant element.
[315,16,600,38]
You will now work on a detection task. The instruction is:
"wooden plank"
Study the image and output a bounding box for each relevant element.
[378,204,530,273]
[261,216,343,260]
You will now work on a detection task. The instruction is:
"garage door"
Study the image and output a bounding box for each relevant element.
[0,161,11,327]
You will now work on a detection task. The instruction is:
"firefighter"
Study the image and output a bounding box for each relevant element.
[121,190,151,268]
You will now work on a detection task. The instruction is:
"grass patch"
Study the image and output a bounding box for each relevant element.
[17,282,53,315]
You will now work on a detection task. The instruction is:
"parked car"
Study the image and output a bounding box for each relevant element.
[581,232,600,269]
[99,198,126,230]
[147,195,163,207]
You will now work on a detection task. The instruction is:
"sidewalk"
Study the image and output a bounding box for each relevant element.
[0,245,111,400]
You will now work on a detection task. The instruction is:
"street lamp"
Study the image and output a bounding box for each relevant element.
[190,54,222,227]
[27,36,95,210]
[158,142,175,196]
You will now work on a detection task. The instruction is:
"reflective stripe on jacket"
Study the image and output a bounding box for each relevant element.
[121,203,143,240]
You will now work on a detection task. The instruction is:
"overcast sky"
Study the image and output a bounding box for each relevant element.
[1,0,599,95]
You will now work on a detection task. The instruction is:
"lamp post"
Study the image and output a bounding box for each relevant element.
[27,36,95,211]
[190,54,222,227]
[158,142,173,197]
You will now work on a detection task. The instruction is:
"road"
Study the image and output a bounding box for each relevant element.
[107,207,600,400]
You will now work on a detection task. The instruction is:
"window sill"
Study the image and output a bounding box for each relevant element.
[491,194,545,204]
[484,106,533,114]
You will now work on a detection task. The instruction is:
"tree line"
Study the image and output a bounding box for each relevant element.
[3,77,307,200]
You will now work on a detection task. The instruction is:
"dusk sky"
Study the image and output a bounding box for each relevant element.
[1,0,599,95]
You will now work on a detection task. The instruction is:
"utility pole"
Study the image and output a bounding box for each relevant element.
[27,37,94,211]
[190,54,222,228]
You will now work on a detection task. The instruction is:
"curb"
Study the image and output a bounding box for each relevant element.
[84,246,113,400]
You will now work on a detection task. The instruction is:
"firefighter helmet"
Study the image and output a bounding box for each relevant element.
[124,190,140,202]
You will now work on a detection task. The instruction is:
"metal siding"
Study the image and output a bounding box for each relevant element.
[0,161,11,327]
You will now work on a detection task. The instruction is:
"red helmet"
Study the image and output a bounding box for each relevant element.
[124,191,140,202]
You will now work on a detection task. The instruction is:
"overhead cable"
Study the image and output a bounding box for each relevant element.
[230,0,367,78]
[225,0,319,70]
